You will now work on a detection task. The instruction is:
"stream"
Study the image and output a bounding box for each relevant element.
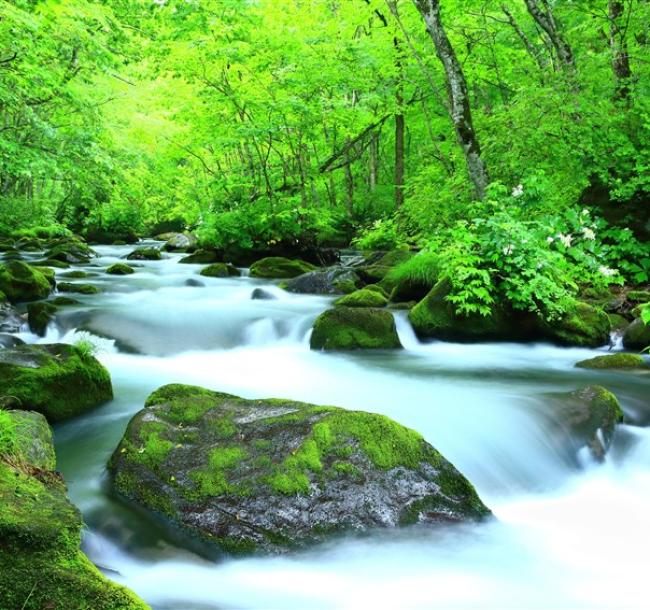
[16,243,650,609]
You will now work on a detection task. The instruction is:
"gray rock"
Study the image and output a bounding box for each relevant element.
[283,267,360,295]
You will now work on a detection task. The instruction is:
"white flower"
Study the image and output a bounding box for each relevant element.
[546,236,554,244]
[581,227,596,240]
[581,208,590,216]
[598,265,617,277]
[512,184,524,198]
[557,233,573,248]
[503,244,515,255]
[153,0,167,5]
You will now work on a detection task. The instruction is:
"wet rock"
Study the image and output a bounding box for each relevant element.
[0,334,24,348]
[57,282,100,295]
[27,301,57,336]
[0,343,113,422]
[185,278,205,287]
[311,307,402,350]
[356,250,414,284]
[0,409,148,609]
[200,263,241,278]
[250,257,317,279]
[127,247,162,261]
[32,258,70,269]
[0,261,52,303]
[334,287,388,308]
[51,296,80,306]
[552,385,624,460]
[179,249,220,264]
[109,384,490,555]
[576,353,648,370]
[61,270,92,279]
[163,232,197,252]
[44,238,95,264]
[539,302,611,348]
[251,288,276,300]
[283,267,360,295]
[0,301,23,333]
[106,262,135,275]
[622,318,650,350]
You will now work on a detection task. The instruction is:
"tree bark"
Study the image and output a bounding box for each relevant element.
[523,0,574,71]
[608,0,632,100]
[414,0,489,200]
[501,4,547,70]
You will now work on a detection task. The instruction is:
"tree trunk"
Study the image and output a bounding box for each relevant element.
[414,0,489,200]
[523,0,574,71]
[369,132,378,192]
[501,4,547,70]
[394,35,405,208]
[608,0,632,100]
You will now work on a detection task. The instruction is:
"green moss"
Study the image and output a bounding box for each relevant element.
[267,470,311,495]
[249,257,317,279]
[210,416,237,439]
[310,307,402,350]
[161,395,218,425]
[544,302,611,347]
[333,461,362,478]
[126,247,161,261]
[62,270,91,279]
[27,301,57,336]
[334,287,388,308]
[200,263,241,278]
[623,318,650,349]
[576,353,647,369]
[0,343,113,422]
[628,290,650,302]
[0,410,17,456]
[179,249,220,264]
[0,261,52,303]
[191,446,247,497]
[57,282,100,294]
[106,263,135,275]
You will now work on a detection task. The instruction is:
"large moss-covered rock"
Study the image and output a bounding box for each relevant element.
[551,385,624,459]
[109,385,489,555]
[334,287,388,308]
[409,279,514,342]
[311,307,402,350]
[575,353,648,370]
[163,232,197,252]
[0,261,52,303]
[0,344,113,422]
[622,318,650,350]
[57,282,100,295]
[539,302,611,347]
[357,250,414,284]
[179,249,220,264]
[106,262,135,275]
[0,409,149,610]
[127,246,162,261]
[44,238,95,264]
[250,257,317,279]
[200,263,241,278]
[283,267,359,295]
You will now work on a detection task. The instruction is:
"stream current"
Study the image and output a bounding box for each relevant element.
[14,243,650,609]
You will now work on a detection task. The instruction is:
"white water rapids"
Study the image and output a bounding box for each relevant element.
[15,243,650,609]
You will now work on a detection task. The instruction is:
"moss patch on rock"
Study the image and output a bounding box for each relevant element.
[540,302,610,347]
[57,282,100,295]
[310,307,402,350]
[0,343,113,422]
[250,257,317,279]
[109,384,489,554]
[623,318,650,350]
[27,301,57,336]
[200,263,241,278]
[0,410,149,610]
[576,353,647,369]
[126,247,162,261]
[334,287,388,308]
[179,249,220,264]
[0,261,52,303]
[106,263,135,275]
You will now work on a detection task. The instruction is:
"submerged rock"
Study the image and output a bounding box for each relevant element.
[0,333,24,348]
[552,385,624,460]
[251,288,276,300]
[250,257,316,279]
[109,385,490,555]
[310,307,402,350]
[106,262,135,275]
[283,267,360,295]
[0,261,52,303]
[200,263,241,278]
[334,287,388,308]
[575,353,648,370]
[127,247,162,261]
[0,409,148,609]
[622,318,650,350]
[27,301,57,336]
[0,343,113,422]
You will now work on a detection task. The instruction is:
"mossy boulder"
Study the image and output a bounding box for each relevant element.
[310,307,402,350]
[108,384,489,555]
[200,263,241,278]
[575,353,648,370]
[127,247,162,261]
[539,302,611,347]
[179,249,220,264]
[357,250,414,284]
[163,232,197,252]
[106,263,135,275]
[27,301,57,336]
[0,261,52,303]
[622,318,650,350]
[334,287,388,308]
[32,258,70,269]
[0,343,113,422]
[0,409,149,610]
[409,278,515,342]
[61,270,92,279]
[283,267,360,295]
[551,385,624,459]
[51,296,80,306]
[57,282,100,295]
[44,239,95,264]
[250,257,317,279]
[628,290,650,303]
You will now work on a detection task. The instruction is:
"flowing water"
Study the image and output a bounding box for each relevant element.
[15,243,650,609]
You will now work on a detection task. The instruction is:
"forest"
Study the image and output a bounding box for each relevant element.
[1,1,649,609]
